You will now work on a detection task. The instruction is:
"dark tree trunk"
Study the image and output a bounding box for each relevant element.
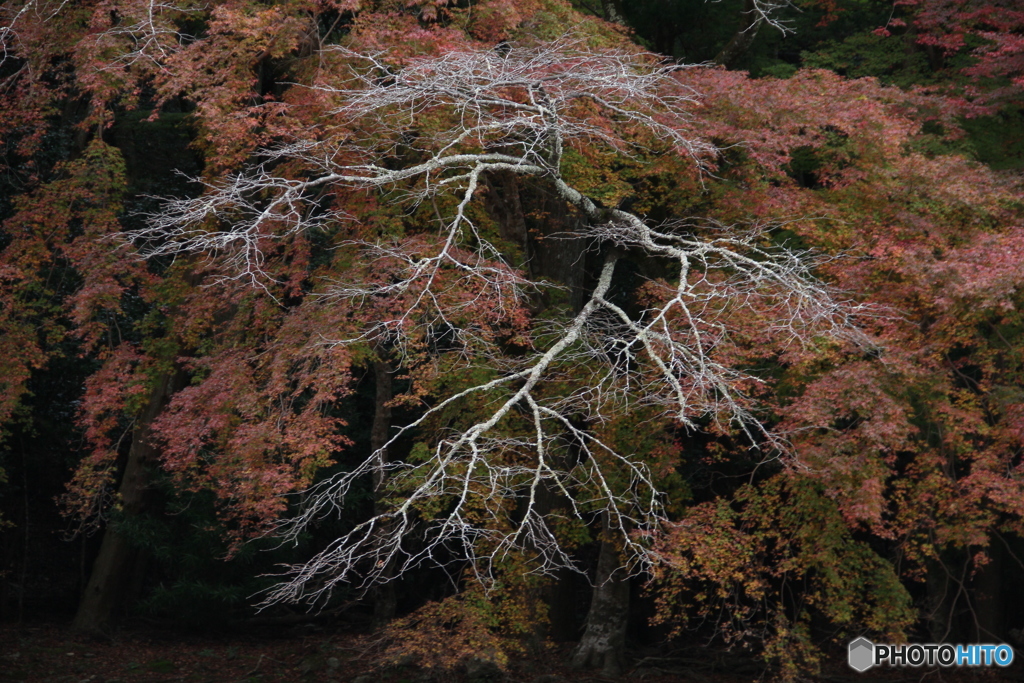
[601,0,624,23]
[925,549,972,643]
[484,170,590,312]
[369,359,393,495]
[486,171,623,653]
[714,0,763,69]
[370,359,398,629]
[546,567,583,641]
[973,542,1003,641]
[571,513,630,675]
[484,171,529,267]
[72,370,185,636]
[925,555,952,642]
[535,471,586,642]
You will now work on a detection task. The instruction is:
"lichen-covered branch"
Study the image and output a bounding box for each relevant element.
[123,40,860,604]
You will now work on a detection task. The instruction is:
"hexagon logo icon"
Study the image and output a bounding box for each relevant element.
[848,637,875,672]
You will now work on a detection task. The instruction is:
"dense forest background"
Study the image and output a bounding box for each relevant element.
[2,0,1024,679]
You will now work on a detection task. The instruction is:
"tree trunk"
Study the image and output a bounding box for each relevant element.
[714,0,763,69]
[370,359,398,629]
[571,513,630,675]
[484,170,590,312]
[601,0,624,24]
[537,479,585,642]
[925,550,972,643]
[973,542,1003,641]
[485,172,618,647]
[72,370,184,636]
[546,567,582,641]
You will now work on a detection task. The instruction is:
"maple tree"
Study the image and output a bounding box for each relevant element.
[876,0,1024,104]
[141,37,855,588]
[0,0,356,631]
[3,0,1024,677]
[117,33,863,671]
[645,66,1024,673]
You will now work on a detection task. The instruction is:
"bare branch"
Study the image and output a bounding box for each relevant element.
[123,40,860,603]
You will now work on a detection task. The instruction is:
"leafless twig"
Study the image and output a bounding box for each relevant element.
[122,40,863,604]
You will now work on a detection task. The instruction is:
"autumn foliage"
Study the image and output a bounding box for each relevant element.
[2,0,1024,678]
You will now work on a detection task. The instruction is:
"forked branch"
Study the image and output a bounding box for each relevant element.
[124,40,862,604]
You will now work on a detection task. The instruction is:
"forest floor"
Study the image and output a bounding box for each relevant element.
[1,620,1022,683]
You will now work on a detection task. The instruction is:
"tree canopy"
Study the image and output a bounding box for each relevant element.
[2,0,1024,678]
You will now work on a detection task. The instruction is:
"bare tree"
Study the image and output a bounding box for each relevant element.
[126,39,859,617]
